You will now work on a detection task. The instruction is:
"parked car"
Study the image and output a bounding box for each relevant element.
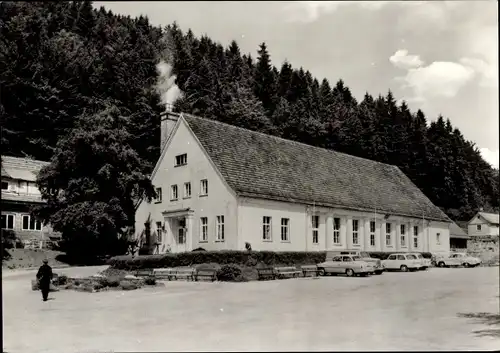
[381,253,420,272]
[435,252,481,268]
[317,254,375,277]
[410,253,431,270]
[327,250,385,274]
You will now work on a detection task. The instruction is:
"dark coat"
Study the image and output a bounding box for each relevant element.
[36,264,53,285]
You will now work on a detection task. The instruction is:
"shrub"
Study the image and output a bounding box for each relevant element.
[120,280,139,290]
[55,275,68,286]
[108,251,327,270]
[192,247,206,252]
[216,264,244,282]
[144,276,156,285]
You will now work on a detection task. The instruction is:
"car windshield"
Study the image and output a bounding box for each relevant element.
[352,256,363,261]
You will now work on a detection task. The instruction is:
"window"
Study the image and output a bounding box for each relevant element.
[170,185,178,200]
[385,223,392,246]
[413,226,419,248]
[407,254,416,260]
[388,254,396,260]
[156,221,163,243]
[397,255,405,260]
[333,217,340,244]
[200,217,208,242]
[436,232,441,245]
[281,218,290,242]
[178,228,185,244]
[370,221,376,246]
[22,215,42,231]
[352,219,359,245]
[154,187,162,203]
[263,216,272,241]
[342,256,352,262]
[200,179,208,196]
[216,215,224,241]
[400,224,406,247]
[175,153,187,166]
[312,215,319,244]
[183,182,191,198]
[1,214,15,229]
[476,225,481,231]
[1,181,8,190]
[332,256,342,262]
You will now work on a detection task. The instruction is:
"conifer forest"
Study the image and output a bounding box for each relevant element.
[1,1,498,246]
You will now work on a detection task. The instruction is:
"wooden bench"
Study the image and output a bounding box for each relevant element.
[195,268,217,282]
[153,268,176,280]
[301,265,319,277]
[173,268,196,281]
[134,269,154,278]
[257,267,275,281]
[274,266,301,279]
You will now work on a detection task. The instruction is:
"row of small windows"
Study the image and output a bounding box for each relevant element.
[154,179,208,203]
[260,216,424,247]
[1,214,42,231]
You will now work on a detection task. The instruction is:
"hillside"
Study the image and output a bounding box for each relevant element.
[1,1,498,222]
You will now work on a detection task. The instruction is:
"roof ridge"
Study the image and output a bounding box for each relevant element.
[1,155,50,164]
[181,113,399,170]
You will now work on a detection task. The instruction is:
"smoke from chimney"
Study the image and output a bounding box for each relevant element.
[156,60,183,111]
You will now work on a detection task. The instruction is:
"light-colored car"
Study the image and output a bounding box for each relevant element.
[327,250,385,275]
[381,253,420,272]
[435,253,481,268]
[317,255,375,277]
[411,253,431,270]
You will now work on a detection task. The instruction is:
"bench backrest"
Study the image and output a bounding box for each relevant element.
[197,269,217,275]
[275,266,298,272]
[177,268,195,274]
[257,267,274,273]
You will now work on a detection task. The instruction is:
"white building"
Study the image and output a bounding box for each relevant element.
[135,112,452,254]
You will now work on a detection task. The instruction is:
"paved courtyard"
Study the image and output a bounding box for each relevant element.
[3,266,499,352]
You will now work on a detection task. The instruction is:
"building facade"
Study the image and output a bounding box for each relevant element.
[135,112,452,255]
[467,212,500,238]
[1,156,59,246]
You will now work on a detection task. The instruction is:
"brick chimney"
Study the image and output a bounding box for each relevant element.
[160,103,180,153]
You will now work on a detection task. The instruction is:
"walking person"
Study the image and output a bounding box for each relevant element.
[36,259,53,301]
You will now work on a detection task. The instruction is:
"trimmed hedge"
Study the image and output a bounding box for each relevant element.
[107,250,433,270]
[108,251,327,270]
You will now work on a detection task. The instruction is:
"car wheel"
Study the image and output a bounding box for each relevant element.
[438,261,446,268]
[345,268,355,277]
[463,263,470,268]
[318,268,326,276]
[375,270,383,275]
[400,265,409,272]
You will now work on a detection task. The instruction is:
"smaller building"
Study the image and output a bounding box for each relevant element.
[1,156,60,247]
[467,212,499,238]
[466,211,499,256]
[449,222,469,251]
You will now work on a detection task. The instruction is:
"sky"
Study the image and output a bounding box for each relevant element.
[94,1,499,168]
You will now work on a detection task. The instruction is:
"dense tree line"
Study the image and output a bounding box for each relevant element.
[0,2,497,255]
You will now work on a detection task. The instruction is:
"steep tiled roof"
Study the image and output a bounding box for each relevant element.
[182,114,450,222]
[478,212,499,225]
[1,156,49,182]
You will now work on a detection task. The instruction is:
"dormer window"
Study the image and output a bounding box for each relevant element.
[175,154,187,167]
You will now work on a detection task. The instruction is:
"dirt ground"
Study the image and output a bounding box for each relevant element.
[3,266,499,352]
